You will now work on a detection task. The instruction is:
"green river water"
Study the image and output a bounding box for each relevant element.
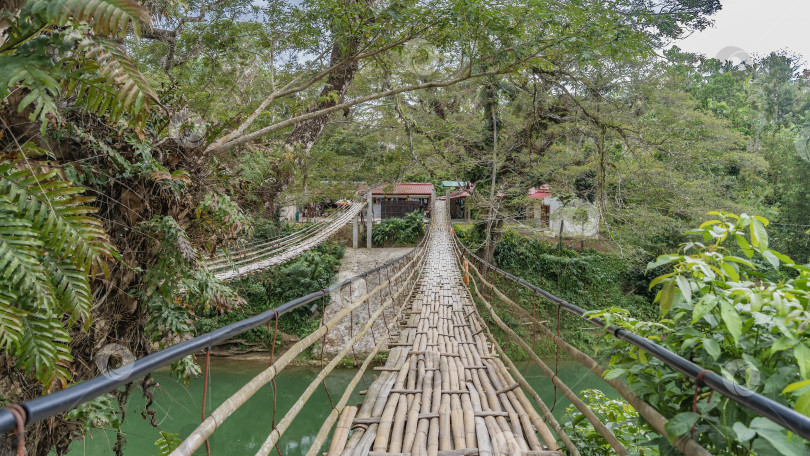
[68,357,616,455]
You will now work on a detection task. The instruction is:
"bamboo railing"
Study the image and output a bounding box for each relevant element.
[450,211,712,456]
[171,214,432,456]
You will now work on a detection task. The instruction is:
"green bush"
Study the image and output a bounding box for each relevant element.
[194,241,345,349]
[372,211,426,246]
[593,212,810,455]
[249,215,295,240]
[482,230,655,354]
[562,389,659,456]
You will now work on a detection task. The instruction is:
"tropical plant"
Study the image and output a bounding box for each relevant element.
[562,389,659,456]
[65,395,121,433]
[591,212,810,455]
[155,431,182,456]
[0,0,158,132]
[139,215,242,383]
[0,146,114,388]
[194,192,252,254]
[372,210,425,246]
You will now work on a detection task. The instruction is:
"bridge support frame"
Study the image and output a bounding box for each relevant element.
[366,192,373,248]
[353,214,359,249]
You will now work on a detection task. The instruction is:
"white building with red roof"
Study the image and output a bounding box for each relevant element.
[369,182,435,219]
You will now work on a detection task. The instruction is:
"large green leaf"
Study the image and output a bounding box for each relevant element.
[750,219,768,250]
[796,343,810,380]
[719,300,742,346]
[665,412,699,441]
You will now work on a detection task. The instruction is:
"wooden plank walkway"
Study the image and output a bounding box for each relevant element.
[331,201,561,456]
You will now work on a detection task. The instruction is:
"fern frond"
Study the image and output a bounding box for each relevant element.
[43,257,92,329]
[0,154,115,387]
[19,311,71,385]
[68,37,159,129]
[1,162,114,272]
[0,287,27,352]
[41,0,151,38]
[0,194,51,302]
[0,53,61,125]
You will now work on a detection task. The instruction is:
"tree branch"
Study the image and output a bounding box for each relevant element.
[206,67,508,155]
[208,29,429,149]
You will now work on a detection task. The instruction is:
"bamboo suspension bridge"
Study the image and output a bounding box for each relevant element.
[2,200,810,455]
[208,202,367,281]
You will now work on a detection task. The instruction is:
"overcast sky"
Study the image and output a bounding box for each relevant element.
[675,0,810,66]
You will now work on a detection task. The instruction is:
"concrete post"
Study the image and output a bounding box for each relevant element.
[352,213,359,249]
[366,192,373,249]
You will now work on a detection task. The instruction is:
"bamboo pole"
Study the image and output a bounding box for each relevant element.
[328,407,358,456]
[465,270,628,455]
[255,271,418,456]
[464,253,712,456]
[173,239,428,456]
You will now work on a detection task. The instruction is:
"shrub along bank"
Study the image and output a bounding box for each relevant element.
[194,241,345,352]
[372,211,426,246]
[456,227,655,358]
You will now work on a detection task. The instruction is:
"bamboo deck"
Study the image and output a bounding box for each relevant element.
[330,201,562,456]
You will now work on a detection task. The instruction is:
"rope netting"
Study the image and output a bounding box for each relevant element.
[209,202,365,281]
[7,199,810,456]
[450,217,713,456]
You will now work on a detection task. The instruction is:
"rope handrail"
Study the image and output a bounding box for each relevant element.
[172,226,433,455]
[206,204,356,267]
[210,206,346,255]
[450,222,810,442]
[456,245,710,455]
[0,211,427,435]
[206,203,359,269]
[450,238,613,455]
[212,203,367,281]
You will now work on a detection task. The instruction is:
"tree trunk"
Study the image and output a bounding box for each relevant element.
[261,3,367,214]
[596,123,607,220]
[484,102,499,263]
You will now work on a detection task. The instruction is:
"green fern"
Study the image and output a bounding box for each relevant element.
[155,431,182,455]
[67,37,159,129]
[0,147,115,387]
[0,0,157,131]
[41,0,150,38]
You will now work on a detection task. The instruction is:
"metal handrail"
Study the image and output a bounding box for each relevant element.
[451,224,810,441]
[0,215,430,434]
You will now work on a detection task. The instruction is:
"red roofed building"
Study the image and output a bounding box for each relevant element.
[528,184,553,227]
[446,183,474,220]
[528,184,552,200]
[370,182,435,219]
[371,183,435,197]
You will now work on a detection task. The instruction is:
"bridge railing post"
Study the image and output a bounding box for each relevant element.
[366,192,373,249]
[352,214,359,249]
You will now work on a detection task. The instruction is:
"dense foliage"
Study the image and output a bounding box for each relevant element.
[0,147,113,389]
[3,0,809,452]
[195,241,344,349]
[371,211,426,246]
[592,214,810,455]
[562,389,659,456]
[457,226,654,354]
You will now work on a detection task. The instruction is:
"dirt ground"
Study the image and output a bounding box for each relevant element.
[321,246,413,357]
